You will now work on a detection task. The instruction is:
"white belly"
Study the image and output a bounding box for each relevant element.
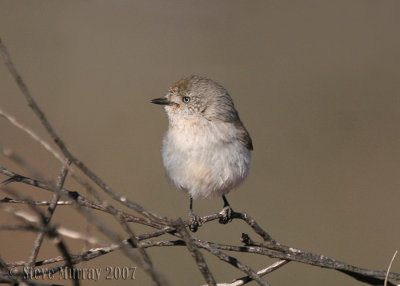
[161,118,251,199]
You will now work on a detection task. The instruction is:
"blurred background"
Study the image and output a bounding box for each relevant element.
[0,1,399,285]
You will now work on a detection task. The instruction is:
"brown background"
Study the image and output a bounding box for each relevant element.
[1,1,399,285]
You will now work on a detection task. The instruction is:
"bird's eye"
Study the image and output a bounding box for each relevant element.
[182,97,190,103]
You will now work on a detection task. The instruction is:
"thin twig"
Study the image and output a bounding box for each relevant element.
[201,260,289,286]
[107,207,168,286]
[231,211,274,242]
[0,165,164,229]
[0,108,65,163]
[0,109,109,210]
[173,218,217,286]
[27,160,71,267]
[0,182,80,286]
[0,197,73,205]
[0,224,39,232]
[385,250,398,286]
[229,260,289,286]
[194,239,270,286]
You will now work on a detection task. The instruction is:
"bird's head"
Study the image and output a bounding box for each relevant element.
[151,75,238,124]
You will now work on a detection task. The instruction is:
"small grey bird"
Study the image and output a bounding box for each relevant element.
[151,75,253,232]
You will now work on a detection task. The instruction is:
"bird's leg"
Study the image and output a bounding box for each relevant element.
[219,195,233,224]
[188,197,202,232]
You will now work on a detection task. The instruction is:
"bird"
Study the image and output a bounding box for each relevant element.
[151,75,253,232]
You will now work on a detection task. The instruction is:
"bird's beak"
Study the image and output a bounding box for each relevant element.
[151,97,172,105]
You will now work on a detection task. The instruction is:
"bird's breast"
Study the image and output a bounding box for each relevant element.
[167,119,214,149]
[161,118,252,198]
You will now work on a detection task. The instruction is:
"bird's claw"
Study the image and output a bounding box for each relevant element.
[219,206,233,224]
[189,214,202,232]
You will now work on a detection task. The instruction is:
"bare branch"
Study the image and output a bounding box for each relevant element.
[207,260,289,286]
[193,239,270,286]
[0,108,65,163]
[0,165,164,230]
[0,197,73,206]
[385,251,398,286]
[173,218,217,286]
[0,182,80,286]
[27,160,71,267]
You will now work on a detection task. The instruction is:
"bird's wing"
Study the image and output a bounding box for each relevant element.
[234,121,253,151]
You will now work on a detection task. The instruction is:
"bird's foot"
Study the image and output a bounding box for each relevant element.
[219,205,233,224]
[189,213,202,232]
